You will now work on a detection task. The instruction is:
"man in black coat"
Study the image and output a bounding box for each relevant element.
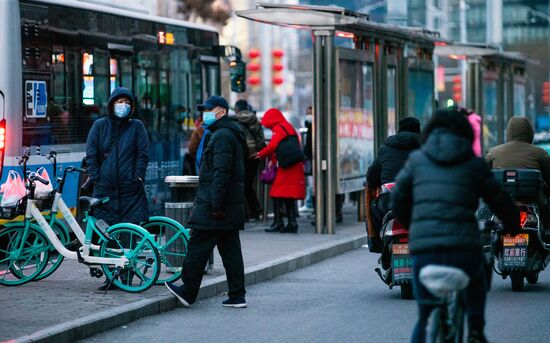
[365,117,421,250]
[85,87,149,290]
[166,95,248,308]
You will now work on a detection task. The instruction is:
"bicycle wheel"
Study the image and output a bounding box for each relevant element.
[9,220,70,281]
[0,226,50,286]
[34,220,70,281]
[510,271,524,291]
[99,225,160,293]
[451,298,465,343]
[425,308,444,343]
[142,218,189,284]
[400,282,414,300]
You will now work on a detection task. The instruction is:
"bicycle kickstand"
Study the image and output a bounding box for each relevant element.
[104,267,123,295]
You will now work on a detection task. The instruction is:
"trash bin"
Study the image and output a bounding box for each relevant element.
[163,176,214,271]
[164,176,199,268]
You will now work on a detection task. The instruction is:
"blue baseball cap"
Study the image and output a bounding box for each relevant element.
[197,95,229,112]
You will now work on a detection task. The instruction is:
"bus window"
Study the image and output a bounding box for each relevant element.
[93,49,109,114]
[82,52,94,105]
[120,56,132,89]
[110,58,118,93]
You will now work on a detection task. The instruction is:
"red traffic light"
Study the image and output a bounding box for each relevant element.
[543,81,550,104]
[248,49,260,59]
[272,49,284,58]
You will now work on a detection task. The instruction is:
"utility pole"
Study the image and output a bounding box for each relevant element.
[459,0,468,106]
[486,0,503,49]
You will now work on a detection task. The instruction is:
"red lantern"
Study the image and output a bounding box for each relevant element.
[247,63,260,72]
[273,76,284,85]
[248,49,260,59]
[248,76,261,85]
[272,49,284,58]
[272,63,283,72]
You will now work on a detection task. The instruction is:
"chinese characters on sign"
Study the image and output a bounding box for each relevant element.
[392,244,412,283]
[502,234,529,268]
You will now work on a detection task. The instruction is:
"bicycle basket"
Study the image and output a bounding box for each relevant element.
[34,191,55,211]
[0,198,27,220]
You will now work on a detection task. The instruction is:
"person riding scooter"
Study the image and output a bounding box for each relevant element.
[487,116,550,228]
[365,117,421,252]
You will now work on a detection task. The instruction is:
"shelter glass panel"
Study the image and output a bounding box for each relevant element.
[513,82,526,117]
[387,67,397,136]
[407,69,434,126]
[337,60,374,193]
[483,78,498,150]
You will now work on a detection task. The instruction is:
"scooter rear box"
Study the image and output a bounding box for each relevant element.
[491,169,544,202]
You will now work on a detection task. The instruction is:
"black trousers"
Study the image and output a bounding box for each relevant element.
[181,229,246,304]
[244,159,261,218]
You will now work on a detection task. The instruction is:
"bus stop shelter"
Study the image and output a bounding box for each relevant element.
[435,44,529,152]
[237,4,442,234]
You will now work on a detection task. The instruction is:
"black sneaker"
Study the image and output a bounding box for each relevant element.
[222,296,247,308]
[164,282,191,308]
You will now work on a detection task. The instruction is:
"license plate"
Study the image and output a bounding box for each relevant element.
[502,234,529,268]
[392,243,409,255]
[392,244,412,284]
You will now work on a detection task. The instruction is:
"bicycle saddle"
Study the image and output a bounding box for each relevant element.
[79,196,110,212]
[419,265,470,298]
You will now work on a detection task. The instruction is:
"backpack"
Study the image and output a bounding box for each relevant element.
[242,124,265,158]
[276,125,304,168]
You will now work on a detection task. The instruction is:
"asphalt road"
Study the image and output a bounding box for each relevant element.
[82,248,549,343]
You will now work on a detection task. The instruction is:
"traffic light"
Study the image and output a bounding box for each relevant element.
[272,49,284,86]
[247,48,261,87]
[230,60,246,93]
[543,81,550,105]
[452,75,462,104]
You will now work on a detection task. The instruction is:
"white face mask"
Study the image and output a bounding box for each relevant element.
[114,103,131,118]
[306,115,313,122]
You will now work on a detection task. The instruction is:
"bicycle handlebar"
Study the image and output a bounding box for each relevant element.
[29,173,49,186]
[66,166,87,174]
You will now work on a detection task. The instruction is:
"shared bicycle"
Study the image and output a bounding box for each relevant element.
[0,150,190,292]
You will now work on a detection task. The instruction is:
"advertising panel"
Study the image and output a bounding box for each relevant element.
[337,55,374,193]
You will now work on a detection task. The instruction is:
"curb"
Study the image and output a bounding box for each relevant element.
[13,233,366,343]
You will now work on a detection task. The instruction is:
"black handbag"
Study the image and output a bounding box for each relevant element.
[276,125,304,168]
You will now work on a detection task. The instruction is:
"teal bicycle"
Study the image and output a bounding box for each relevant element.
[0,169,162,292]
[2,150,190,284]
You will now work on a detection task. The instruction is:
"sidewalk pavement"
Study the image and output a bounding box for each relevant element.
[1,206,367,343]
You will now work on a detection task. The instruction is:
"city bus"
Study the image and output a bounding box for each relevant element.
[0,0,221,213]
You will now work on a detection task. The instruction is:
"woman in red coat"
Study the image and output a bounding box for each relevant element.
[257,108,306,233]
